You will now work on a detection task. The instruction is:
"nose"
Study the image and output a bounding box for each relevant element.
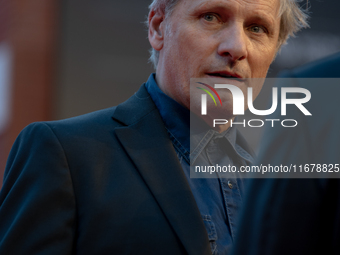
[217,22,248,62]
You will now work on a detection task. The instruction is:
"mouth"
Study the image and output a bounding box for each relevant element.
[206,72,245,82]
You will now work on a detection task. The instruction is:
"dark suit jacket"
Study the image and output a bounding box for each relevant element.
[232,52,340,255]
[0,84,212,254]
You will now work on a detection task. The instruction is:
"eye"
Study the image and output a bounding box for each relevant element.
[249,25,266,34]
[202,13,218,22]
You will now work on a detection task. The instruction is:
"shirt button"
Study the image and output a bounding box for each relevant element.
[228,181,233,189]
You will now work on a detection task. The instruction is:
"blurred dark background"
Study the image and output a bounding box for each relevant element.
[0,0,340,185]
[56,0,154,119]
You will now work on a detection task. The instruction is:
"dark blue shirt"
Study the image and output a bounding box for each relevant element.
[145,73,254,255]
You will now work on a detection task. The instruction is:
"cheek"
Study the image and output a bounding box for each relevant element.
[249,43,277,76]
[176,27,213,62]
[253,84,264,99]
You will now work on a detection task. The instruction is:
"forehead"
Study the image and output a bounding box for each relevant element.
[175,0,280,22]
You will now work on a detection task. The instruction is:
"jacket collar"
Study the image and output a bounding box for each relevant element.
[111,83,156,126]
[111,84,212,255]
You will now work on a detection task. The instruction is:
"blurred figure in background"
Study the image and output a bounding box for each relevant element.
[232,52,340,255]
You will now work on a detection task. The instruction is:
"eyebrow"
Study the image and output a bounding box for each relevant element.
[251,12,276,24]
[191,2,230,15]
[248,11,277,32]
[191,1,278,29]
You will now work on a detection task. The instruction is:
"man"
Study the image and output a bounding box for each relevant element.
[0,0,308,254]
[232,52,340,255]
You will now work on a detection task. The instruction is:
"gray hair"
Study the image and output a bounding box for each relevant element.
[147,0,310,69]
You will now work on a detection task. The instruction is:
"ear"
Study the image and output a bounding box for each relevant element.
[148,9,165,51]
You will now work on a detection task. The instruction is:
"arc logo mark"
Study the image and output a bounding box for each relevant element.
[196,82,222,115]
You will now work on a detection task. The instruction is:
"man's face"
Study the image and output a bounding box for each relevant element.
[151,0,281,118]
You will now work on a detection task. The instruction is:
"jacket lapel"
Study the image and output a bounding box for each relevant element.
[112,85,211,255]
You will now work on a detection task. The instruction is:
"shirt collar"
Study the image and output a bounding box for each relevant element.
[145,73,254,165]
[145,73,190,154]
[190,124,254,165]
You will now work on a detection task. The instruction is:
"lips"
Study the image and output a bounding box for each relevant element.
[206,71,245,81]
